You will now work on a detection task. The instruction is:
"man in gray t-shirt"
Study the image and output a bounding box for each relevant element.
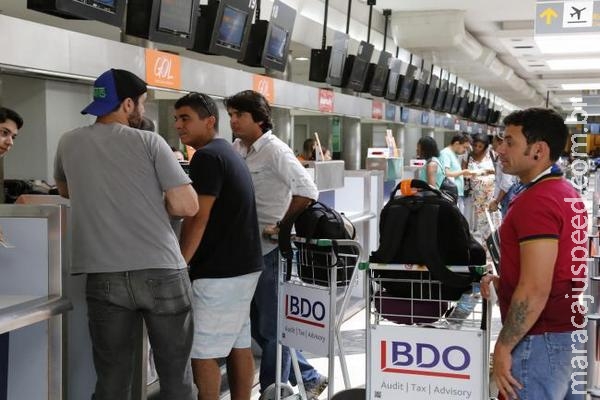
[54,69,198,400]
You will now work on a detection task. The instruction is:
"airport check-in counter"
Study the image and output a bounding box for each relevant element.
[0,204,72,400]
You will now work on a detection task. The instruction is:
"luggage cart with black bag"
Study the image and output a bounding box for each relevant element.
[262,236,364,400]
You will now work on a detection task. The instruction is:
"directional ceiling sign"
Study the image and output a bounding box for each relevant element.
[535,0,600,34]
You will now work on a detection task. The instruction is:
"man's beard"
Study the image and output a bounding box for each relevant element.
[128,108,142,128]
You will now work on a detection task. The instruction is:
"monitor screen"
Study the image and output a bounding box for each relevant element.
[265,24,288,62]
[398,64,417,102]
[157,0,194,35]
[75,0,117,12]
[328,50,345,79]
[443,83,455,112]
[327,32,348,85]
[216,5,248,50]
[423,75,439,108]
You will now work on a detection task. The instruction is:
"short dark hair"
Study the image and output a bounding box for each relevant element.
[450,133,469,145]
[224,90,273,133]
[175,92,219,131]
[417,136,440,159]
[503,108,567,162]
[0,107,23,129]
[471,133,489,149]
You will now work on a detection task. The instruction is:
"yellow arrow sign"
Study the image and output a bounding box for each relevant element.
[540,7,559,25]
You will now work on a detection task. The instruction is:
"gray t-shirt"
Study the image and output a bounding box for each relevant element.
[54,123,191,274]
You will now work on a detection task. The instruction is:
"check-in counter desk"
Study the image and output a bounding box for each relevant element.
[0,204,72,400]
[330,170,384,318]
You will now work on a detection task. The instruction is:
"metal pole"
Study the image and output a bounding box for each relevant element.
[345,0,352,34]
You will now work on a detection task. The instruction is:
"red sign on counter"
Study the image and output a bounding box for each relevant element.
[318,89,334,113]
[372,101,384,119]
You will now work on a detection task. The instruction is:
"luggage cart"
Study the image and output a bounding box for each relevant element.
[268,237,363,400]
[365,263,492,400]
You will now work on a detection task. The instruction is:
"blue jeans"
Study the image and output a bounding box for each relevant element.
[251,248,320,392]
[510,332,584,400]
[86,268,194,400]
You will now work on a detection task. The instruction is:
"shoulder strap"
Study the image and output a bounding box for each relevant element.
[418,204,473,288]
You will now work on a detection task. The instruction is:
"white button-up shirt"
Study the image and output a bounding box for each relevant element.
[233,131,319,254]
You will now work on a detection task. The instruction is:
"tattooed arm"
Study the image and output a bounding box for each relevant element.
[493,239,557,399]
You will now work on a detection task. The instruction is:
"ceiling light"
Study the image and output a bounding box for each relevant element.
[562,83,600,90]
[547,58,600,70]
[570,97,583,103]
[294,57,309,61]
[535,34,600,54]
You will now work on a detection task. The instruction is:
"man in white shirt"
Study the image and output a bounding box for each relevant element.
[226,90,327,399]
[438,133,471,211]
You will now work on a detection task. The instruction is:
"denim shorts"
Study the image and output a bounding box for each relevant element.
[191,271,261,359]
[509,332,585,400]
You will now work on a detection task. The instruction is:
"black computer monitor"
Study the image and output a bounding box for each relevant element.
[28,0,126,26]
[190,0,254,60]
[261,0,296,72]
[325,31,350,87]
[423,74,439,109]
[450,86,463,114]
[410,69,427,106]
[458,89,470,116]
[126,0,198,48]
[398,64,417,103]
[384,58,403,101]
[469,93,482,120]
[442,82,456,113]
[432,78,448,111]
[369,51,392,98]
[346,41,375,92]
[476,97,490,122]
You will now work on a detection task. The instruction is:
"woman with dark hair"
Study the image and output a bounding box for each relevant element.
[416,136,445,188]
[463,133,496,238]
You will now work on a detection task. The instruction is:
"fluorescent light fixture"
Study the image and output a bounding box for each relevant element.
[547,58,600,70]
[535,34,600,54]
[570,97,583,103]
[294,56,309,61]
[562,83,600,90]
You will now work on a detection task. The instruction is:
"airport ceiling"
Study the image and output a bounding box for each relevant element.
[0,0,596,113]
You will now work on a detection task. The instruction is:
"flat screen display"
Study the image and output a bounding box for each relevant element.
[327,32,348,85]
[157,0,194,35]
[328,51,345,79]
[75,0,117,12]
[216,5,248,50]
[423,75,439,108]
[398,64,417,102]
[265,24,288,62]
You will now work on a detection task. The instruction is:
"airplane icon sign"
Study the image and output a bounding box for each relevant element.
[570,6,586,19]
[562,1,593,28]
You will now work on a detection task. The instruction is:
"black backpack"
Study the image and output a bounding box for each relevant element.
[279,201,357,286]
[370,179,486,300]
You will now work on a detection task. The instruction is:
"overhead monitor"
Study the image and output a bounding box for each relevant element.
[346,41,375,92]
[369,51,392,98]
[442,82,456,112]
[397,64,417,102]
[450,86,463,114]
[410,69,428,106]
[432,78,448,111]
[190,0,254,60]
[27,0,126,26]
[126,0,198,48]
[476,96,490,122]
[384,58,404,101]
[457,89,470,116]
[423,74,439,109]
[468,93,482,120]
[326,31,350,87]
[261,0,296,72]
